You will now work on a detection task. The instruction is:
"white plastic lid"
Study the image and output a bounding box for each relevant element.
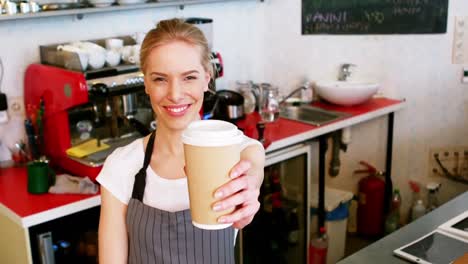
[181,120,244,147]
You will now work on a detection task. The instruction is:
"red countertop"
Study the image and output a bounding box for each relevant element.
[0,97,403,226]
[0,167,100,226]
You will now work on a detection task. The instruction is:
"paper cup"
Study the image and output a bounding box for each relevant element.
[182,120,244,229]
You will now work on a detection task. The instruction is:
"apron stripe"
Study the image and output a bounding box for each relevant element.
[142,204,150,264]
[170,213,178,263]
[132,200,140,264]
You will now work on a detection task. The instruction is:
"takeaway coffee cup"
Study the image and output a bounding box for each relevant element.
[27,160,56,194]
[182,120,244,230]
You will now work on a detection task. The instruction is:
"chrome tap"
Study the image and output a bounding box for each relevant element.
[279,81,310,105]
[338,63,356,81]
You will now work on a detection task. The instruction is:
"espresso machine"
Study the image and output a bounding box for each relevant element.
[24,63,153,180]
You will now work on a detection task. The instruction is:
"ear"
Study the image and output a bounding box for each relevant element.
[143,76,150,95]
[203,72,211,92]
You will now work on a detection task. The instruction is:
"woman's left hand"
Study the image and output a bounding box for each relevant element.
[213,160,262,229]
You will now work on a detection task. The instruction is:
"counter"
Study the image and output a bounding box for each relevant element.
[0,97,405,263]
[338,191,468,264]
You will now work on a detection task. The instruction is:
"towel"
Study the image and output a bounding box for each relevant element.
[66,139,109,158]
[49,174,98,195]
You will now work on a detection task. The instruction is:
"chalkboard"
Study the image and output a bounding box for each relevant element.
[302,0,448,34]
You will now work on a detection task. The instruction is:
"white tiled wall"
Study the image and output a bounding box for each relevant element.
[0,0,467,219]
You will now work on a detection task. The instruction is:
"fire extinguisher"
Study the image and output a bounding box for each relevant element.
[356,161,385,237]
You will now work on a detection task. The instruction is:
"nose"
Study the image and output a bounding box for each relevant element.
[167,80,184,103]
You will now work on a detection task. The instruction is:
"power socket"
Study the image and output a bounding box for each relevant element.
[7,96,25,119]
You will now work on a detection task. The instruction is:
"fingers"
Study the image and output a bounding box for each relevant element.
[212,188,259,212]
[214,175,250,200]
[218,200,260,225]
[229,160,251,179]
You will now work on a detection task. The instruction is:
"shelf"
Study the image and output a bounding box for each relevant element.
[0,0,254,22]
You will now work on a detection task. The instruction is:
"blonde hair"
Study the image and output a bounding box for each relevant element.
[140,18,213,77]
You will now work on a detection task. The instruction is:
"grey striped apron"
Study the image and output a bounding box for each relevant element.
[126,131,235,264]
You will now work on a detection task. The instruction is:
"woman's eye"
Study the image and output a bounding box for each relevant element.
[184,75,197,81]
[153,77,166,82]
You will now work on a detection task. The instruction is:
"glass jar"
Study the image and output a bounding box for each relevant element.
[236,81,256,114]
[259,83,280,123]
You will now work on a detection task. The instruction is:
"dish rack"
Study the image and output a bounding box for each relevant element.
[39,35,137,73]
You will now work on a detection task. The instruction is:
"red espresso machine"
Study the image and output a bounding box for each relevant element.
[24,63,150,180]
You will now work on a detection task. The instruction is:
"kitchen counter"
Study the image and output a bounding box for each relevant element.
[338,191,468,264]
[0,97,405,263]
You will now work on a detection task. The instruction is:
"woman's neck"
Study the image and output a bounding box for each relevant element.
[154,125,184,156]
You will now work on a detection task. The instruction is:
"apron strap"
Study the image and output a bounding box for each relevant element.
[131,131,156,201]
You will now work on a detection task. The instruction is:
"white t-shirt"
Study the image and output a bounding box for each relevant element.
[96,135,262,212]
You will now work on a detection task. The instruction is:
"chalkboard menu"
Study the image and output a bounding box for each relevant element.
[302,0,448,34]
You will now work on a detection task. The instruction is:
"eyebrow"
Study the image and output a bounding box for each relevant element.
[150,70,200,77]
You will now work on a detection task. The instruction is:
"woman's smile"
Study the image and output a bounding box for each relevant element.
[164,104,191,116]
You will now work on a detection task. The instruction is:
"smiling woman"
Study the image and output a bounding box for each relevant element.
[96,18,265,264]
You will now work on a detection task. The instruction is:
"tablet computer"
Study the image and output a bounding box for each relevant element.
[393,230,468,264]
[439,210,468,240]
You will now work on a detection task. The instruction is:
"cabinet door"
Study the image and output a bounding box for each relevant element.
[28,206,100,264]
[237,146,310,264]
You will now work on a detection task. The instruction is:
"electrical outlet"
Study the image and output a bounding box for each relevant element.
[429,147,468,180]
[7,96,25,118]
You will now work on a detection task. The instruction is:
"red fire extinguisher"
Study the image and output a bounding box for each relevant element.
[356,161,385,237]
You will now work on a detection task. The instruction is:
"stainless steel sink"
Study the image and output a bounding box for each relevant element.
[280,105,349,126]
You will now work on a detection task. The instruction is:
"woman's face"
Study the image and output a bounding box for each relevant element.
[144,41,210,132]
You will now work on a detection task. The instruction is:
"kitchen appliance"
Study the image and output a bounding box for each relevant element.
[237,142,314,264]
[212,89,245,122]
[186,17,213,50]
[24,62,152,180]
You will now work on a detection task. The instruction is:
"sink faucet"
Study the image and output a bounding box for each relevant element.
[279,81,310,105]
[338,63,356,81]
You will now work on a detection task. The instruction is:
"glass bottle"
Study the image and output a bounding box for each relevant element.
[384,189,402,234]
[259,83,280,123]
[426,182,441,212]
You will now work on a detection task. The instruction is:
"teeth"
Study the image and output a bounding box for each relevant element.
[167,105,188,113]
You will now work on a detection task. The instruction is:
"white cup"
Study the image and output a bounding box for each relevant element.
[105,38,124,51]
[19,2,30,13]
[106,50,121,67]
[132,32,146,44]
[57,45,89,71]
[88,51,106,69]
[120,45,134,63]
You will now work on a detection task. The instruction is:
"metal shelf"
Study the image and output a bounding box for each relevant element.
[0,0,253,21]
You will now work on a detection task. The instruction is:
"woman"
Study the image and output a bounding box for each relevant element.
[97,18,265,263]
